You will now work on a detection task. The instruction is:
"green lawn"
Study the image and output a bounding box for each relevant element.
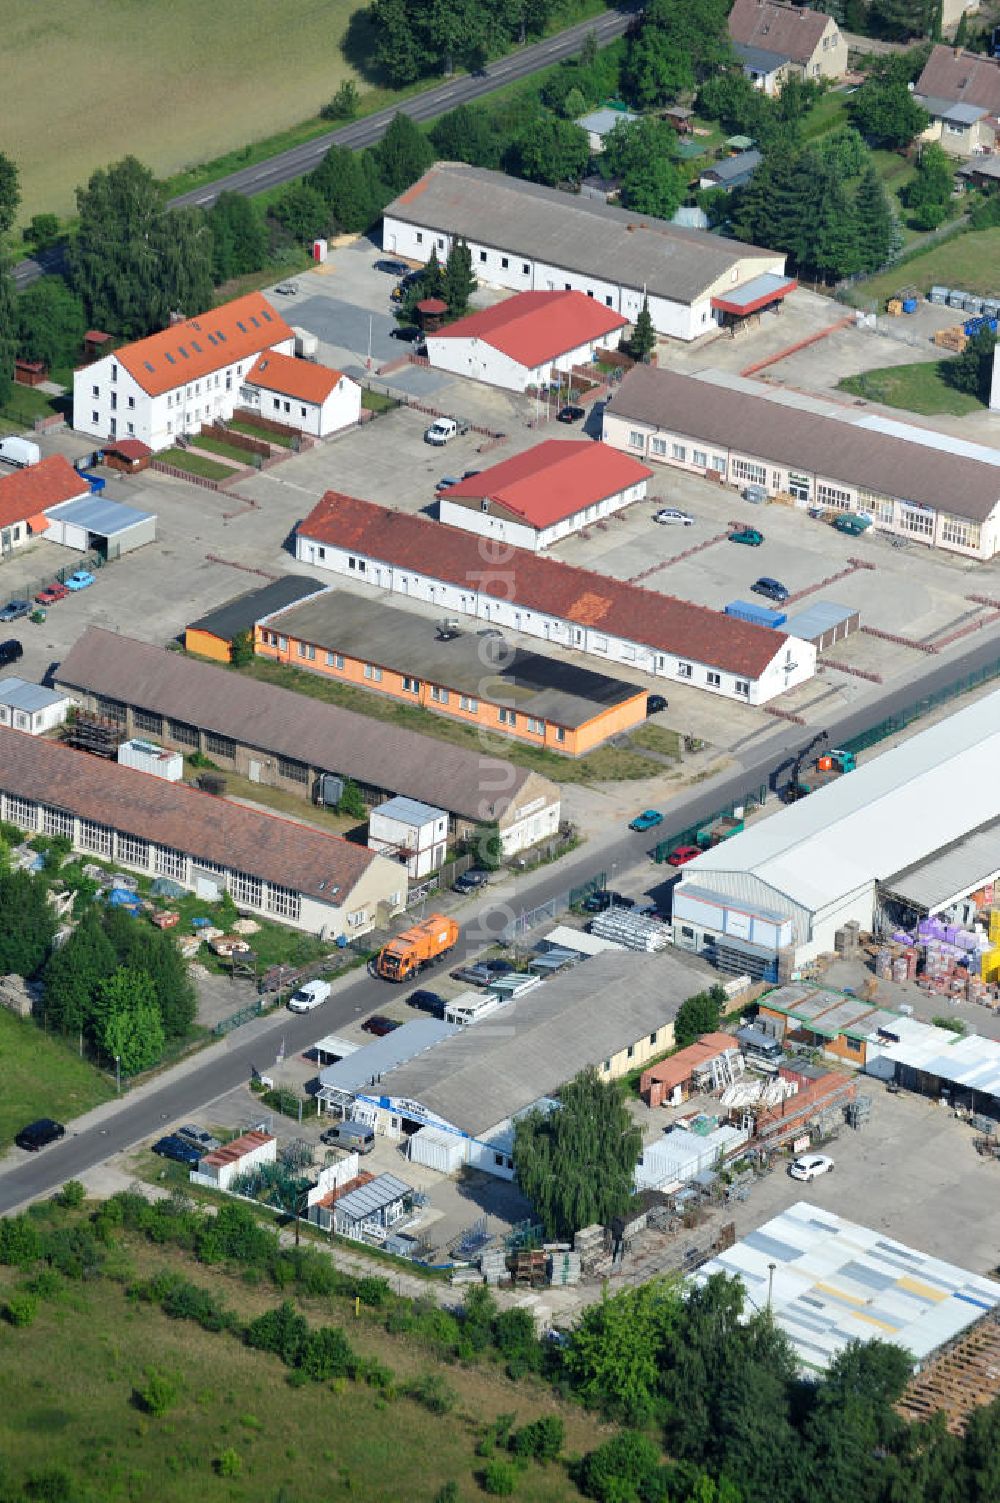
[838,360,985,416]
[855,226,1000,307]
[0,1256,588,1503]
[158,448,238,481]
[0,386,61,428]
[0,1006,113,1149]
[236,658,665,783]
[361,389,400,414]
[190,433,254,466]
[228,416,296,447]
[629,724,682,760]
[800,89,849,142]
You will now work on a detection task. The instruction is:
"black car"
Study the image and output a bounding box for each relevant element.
[646,693,668,716]
[152,1134,202,1166]
[389,324,422,342]
[362,1014,401,1036]
[556,404,585,424]
[15,1118,65,1152]
[752,576,790,603]
[0,638,23,668]
[484,957,515,976]
[408,988,445,1016]
[453,868,489,894]
[0,600,30,623]
[375,258,409,276]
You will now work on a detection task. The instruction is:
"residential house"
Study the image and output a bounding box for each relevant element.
[240,350,361,438]
[0,456,90,560]
[574,106,638,152]
[914,46,1000,156]
[728,0,847,94]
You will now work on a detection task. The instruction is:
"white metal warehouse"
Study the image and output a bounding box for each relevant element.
[672,690,1000,975]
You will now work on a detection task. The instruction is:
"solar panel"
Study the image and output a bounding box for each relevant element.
[236,321,247,332]
[191,340,202,352]
[179,347,189,358]
[217,332,227,342]
[261,309,272,322]
[144,361,154,372]
[250,316,260,327]
[165,352,176,364]
[207,333,217,345]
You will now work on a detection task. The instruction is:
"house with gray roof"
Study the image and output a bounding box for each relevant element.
[382,163,788,341]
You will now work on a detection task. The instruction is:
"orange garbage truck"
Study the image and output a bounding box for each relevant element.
[376,914,459,982]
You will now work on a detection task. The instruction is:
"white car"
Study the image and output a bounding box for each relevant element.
[654,507,694,526]
[789,1153,834,1182]
[287,979,331,1013]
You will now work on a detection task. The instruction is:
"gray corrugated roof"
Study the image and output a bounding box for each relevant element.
[320,1019,458,1092]
[884,815,1000,912]
[373,795,448,826]
[0,677,70,713]
[385,164,780,307]
[361,948,716,1137]
[55,628,554,826]
[576,108,638,136]
[607,366,1000,524]
[334,1172,411,1221]
[188,575,323,642]
[703,150,763,186]
[782,601,857,638]
[45,495,154,536]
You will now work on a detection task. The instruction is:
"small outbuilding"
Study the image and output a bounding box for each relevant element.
[41,493,156,560]
[367,795,449,880]
[191,1129,276,1191]
[0,678,72,736]
[184,573,323,663]
[575,106,638,152]
[332,1171,412,1242]
[101,439,153,474]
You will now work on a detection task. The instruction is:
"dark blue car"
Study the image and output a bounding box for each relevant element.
[152,1134,202,1166]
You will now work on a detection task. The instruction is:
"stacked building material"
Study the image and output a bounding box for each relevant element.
[590,908,671,952]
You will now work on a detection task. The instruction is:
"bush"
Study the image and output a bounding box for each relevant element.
[510,1415,563,1462]
[245,1300,309,1366]
[404,1371,457,1414]
[134,1367,180,1416]
[3,1291,39,1326]
[299,1324,358,1382]
[58,1180,86,1210]
[481,1459,517,1496]
[435,1486,460,1503]
[215,1448,243,1477]
[321,80,359,119]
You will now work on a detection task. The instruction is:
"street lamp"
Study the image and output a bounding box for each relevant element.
[114,1055,121,1095]
[767,1261,776,1309]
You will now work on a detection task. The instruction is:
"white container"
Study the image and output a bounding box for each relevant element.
[292,326,318,360]
[117,737,184,781]
[0,436,41,468]
[312,238,328,263]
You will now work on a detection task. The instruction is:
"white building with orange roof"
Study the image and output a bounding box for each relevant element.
[72,292,295,452]
[240,350,361,438]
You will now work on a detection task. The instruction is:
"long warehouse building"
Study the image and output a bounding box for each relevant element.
[295,492,817,706]
[672,690,1000,977]
[382,163,793,341]
[603,364,1000,559]
[54,627,560,856]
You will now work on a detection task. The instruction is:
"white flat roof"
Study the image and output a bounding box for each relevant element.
[686,690,1000,916]
[697,1201,1000,1373]
[540,924,626,955]
[868,1016,1000,1100]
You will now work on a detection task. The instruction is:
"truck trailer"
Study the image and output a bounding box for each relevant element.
[376,913,459,982]
[0,437,41,468]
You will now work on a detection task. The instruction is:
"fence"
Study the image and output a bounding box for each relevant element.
[837,651,1000,760]
[499,870,607,944]
[9,549,105,608]
[653,786,768,864]
[214,999,265,1036]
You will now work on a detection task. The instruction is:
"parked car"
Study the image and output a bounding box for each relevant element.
[789,1153,834,1182]
[833,512,872,536]
[453,868,489,894]
[273,282,299,295]
[556,404,585,424]
[665,844,701,867]
[752,576,790,603]
[407,988,445,1016]
[362,1014,401,1036]
[728,528,763,547]
[389,325,422,342]
[15,1118,65,1152]
[435,476,461,493]
[646,693,668,715]
[177,1124,221,1152]
[0,599,30,622]
[581,889,629,913]
[654,507,694,526]
[629,809,664,832]
[65,570,95,591]
[0,639,23,668]
[451,963,492,986]
[461,469,481,481]
[35,583,69,606]
[288,979,331,1013]
[376,258,409,276]
[152,1134,202,1166]
[484,957,515,975]
[425,418,459,446]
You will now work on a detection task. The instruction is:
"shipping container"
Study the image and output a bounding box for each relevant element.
[724,599,787,629]
[928,286,948,304]
[0,436,41,468]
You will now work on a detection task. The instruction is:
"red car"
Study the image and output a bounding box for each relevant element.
[666,844,702,867]
[35,583,69,605]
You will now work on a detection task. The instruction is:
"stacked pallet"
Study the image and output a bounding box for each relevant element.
[897,1314,1000,1434]
[933,325,967,352]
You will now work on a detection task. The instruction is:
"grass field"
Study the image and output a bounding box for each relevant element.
[191,433,256,466]
[158,448,238,481]
[855,226,1000,307]
[0,1007,113,1149]
[5,0,360,221]
[0,1243,591,1502]
[838,361,985,416]
[237,658,665,783]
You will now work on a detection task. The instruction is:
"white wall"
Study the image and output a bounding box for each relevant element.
[0,697,71,735]
[439,477,647,551]
[368,807,447,879]
[242,372,361,438]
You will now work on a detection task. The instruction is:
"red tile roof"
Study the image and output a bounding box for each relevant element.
[113,293,293,397]
[444,439,651,530]
[105,439,152,461]
[431,290,628,368]
[298,493,791,679]
[728,0,834,63]
[245,350,346,406]
[0,455,89,532]
[201,1130,275,1169]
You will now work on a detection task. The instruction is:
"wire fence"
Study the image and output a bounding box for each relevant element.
[653,785,769,865]
[838,651,1000,759]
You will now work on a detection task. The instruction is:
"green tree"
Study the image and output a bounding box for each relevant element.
[321,80,360,120]
[944,325,996,403]
[369,0,428,86]
[42,906,118,1036]
[376,112,435,193]
[23,213,61,253]
[869,0,935,39]
[0,868,56,977]
[94,968,166,1074]
[337,778,367,820]
[229,628,255,667]
[512,117,590,186]
[0,152,20,238]
[16,277,86,371]
[309,147,377,233]
[849,71,928,148]
[854,162,897,271]
[69,156,214,337]
[673,987,725,1049]
[104,918,196,1039]
[565,1279,681,1423]
[430,104,503,168]
[0,261,16,409]
[624,0,732,109]
[299,1325,357,1380]
[208,192,268,283]
[577,1431,664,1502]
[443,237,476,319]
[902,141,953,228]
[272,183,330,243]
[818,126,868,178]
[628,296,656,362]
[621,154,684,221]
[514,1069,642,1240]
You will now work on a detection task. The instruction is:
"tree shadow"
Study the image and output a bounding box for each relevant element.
[341,8,389,86]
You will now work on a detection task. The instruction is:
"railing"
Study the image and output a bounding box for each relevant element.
[653,786,768,864]
[499,870,607,944]
[838,652,1000,759]
[214,999,264,1036]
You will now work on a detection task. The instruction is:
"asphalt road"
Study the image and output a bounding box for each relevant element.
[10,7,637,293]
[1,636,997,1214]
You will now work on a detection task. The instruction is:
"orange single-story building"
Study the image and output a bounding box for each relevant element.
[640,1032,743,1107]
[255,587,651,757]
[184,574,323,663]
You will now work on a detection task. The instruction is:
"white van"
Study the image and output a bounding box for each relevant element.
[287,979,331,1013]
[425,418,457,446]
